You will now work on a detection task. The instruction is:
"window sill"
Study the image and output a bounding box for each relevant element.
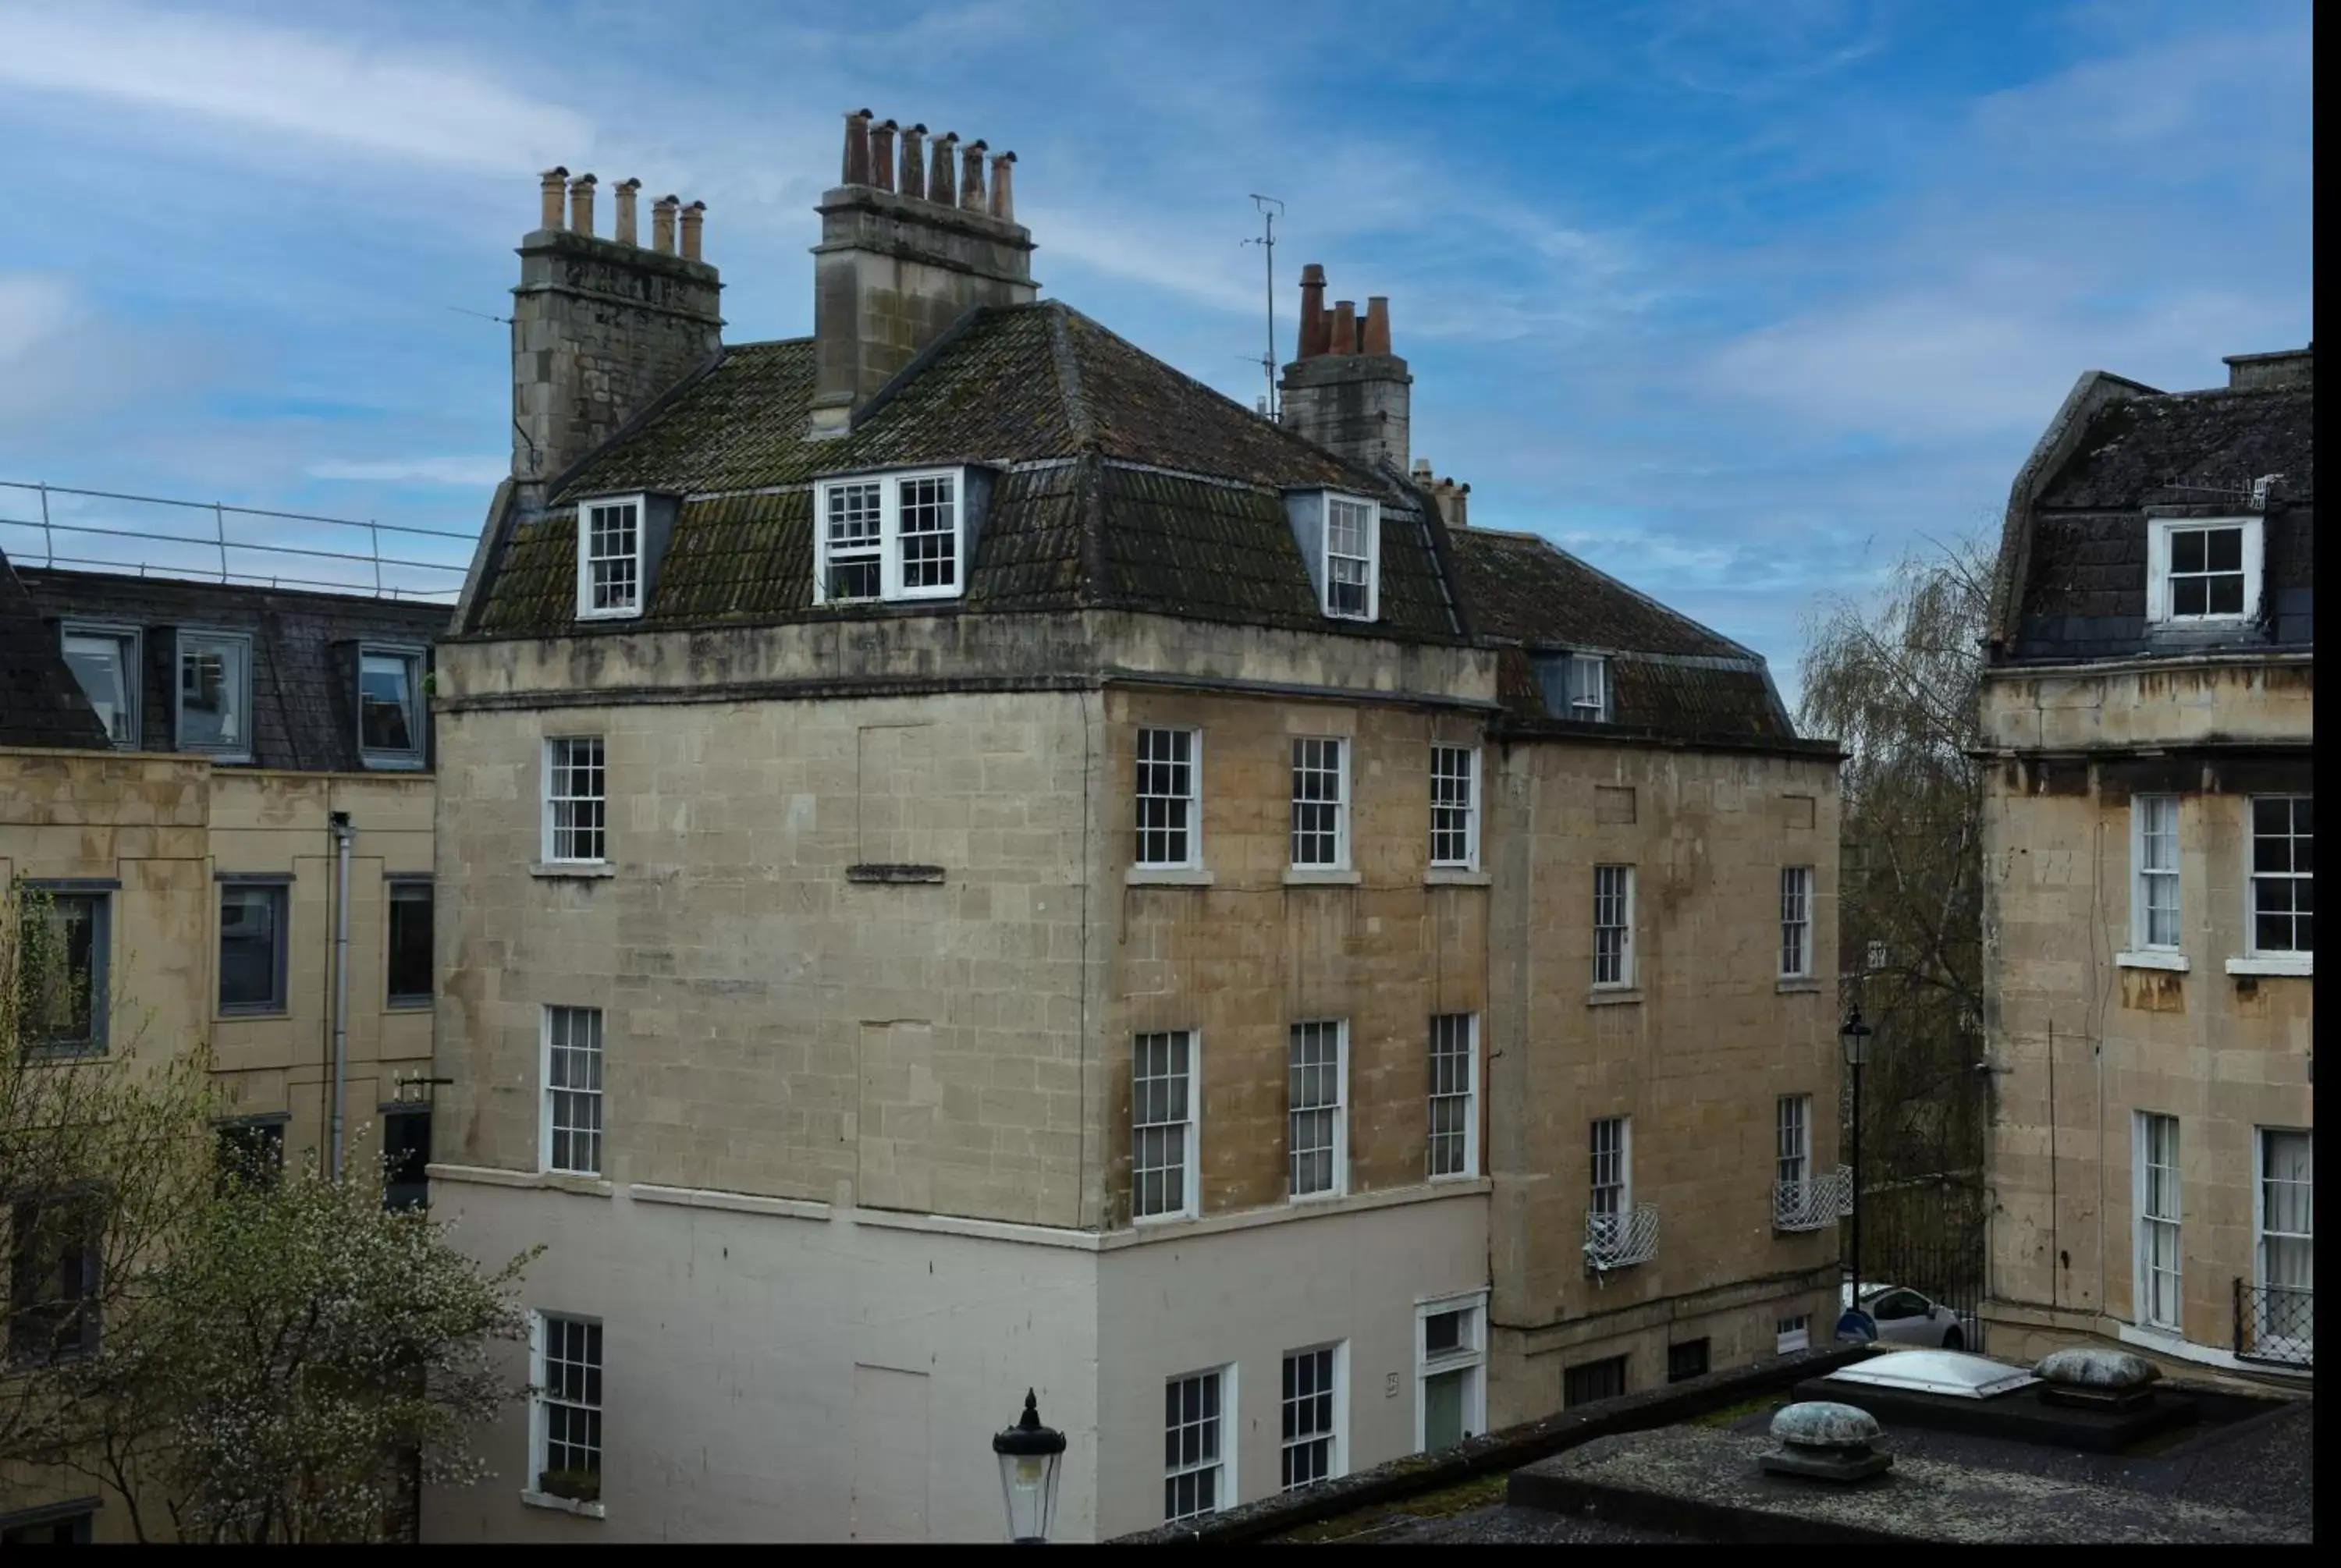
[520,1490,605,1520]
[1425,868,1491,887]
[360,753,428,772]
[1283,868,1362,887]
[385,999,433,1013]
[217,1008,291,1021]
[2227,954,2312,977]
[1586,988,1643,1008]
[531,861,615,880]
[1287,1187,1348,1205]
[30,1042,110,1061]
[2115,949,2190,972]
[1126,867,1214,887]
[1775,977,1823,995]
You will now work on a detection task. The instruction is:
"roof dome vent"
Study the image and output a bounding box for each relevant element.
[1758,1400,1893,1482]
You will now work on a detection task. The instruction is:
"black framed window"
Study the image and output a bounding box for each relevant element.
[384,1109,432,1212]
[176,629,254,761]
[16,884,110,1054]
[1562,1354,1629,1408]
[8,1194,101,1366]
[386,881,433,1007]
[218,882,290,1014]
[1666,1339,1710,1383]
[215,1119,286,1190]
[1,1501,99,1545]
[358,646,425,768]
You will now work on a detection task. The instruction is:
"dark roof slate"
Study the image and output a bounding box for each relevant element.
[475,300,1458,641]
[12,567,449,771]
[2035,385,2314,512]
[0,550,110,750]
[1452,530,1797,743]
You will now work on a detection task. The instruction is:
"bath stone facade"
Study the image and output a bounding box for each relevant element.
[1977,346,2313,1388]
[422,122,1837,1544]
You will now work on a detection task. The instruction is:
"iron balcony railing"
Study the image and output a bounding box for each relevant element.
[0,479,473,601]
[1774,1166,1855,1233]
[1583,1204,1660,1272]
[2233,1278,2313,1369]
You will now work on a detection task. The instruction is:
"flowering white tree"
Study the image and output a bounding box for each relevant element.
[65,1151,541,1543]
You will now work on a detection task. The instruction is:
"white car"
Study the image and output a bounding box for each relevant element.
[1840,1281,1973,1349]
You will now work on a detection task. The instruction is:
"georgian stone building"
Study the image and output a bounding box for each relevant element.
[1977,347,2313,1385]
[421,115,1838,1544]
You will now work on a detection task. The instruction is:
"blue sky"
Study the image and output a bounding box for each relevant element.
[0,0,2311,701]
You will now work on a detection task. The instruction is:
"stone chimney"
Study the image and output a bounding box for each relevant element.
[511,169,723,507]
[2224,345,2313,390]
[1412,457,1470,529]
[1280,264,1411,471]
[809,109,1037,437]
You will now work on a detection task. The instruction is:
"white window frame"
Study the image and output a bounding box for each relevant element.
[1593,864,1636,988]
[1426,1013,1479,1180]
[1278,1342,1348,1491]
[1287,1019,1349,1201]
[1429,745,1480,869]
[1132,1030,1199,1223]
[356,642,427,769]
[1413,1292,1488,1453]
[812,467,970,605]
[2252,1126,2312,1360]
[1590,1116,1632,1219]
[575,495,646,619]
[1289,737,1350,870]
[542,736,608,866]
[2130,796,2181,953]
[174,627,254,762]
[529,1311,603,1496]
[2146,516,2261,626]
[1775,1314,1810,1354]
[2133,1111,2181,1332]
[1163,1364,1234,1522]
[541,1005,606,1176]
[59,621,141,749]
[1320,492,1380,622]
[1568,653,1610,722]
[1135,727,1202,871]
[2245,796,2312,958]
[1779,866,1815,978]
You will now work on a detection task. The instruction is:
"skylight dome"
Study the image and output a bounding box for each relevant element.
[1821,1350,2038,1401]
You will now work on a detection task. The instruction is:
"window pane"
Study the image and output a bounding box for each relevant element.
[1135,728,1196,867]
[218,885,286,1012]
[588,503,640,612]
[826,482,883,600]
[2170,529,2204,573]
[1291,740,1344,867]
[388,882,433,1003]
[62,633,135,747]
[179,635,248,752]
[20,892,101,1048]
[1422,1367,1466,1449]
[360,652,418,754]
[2205,527,2242,573]
[897,475,957,590]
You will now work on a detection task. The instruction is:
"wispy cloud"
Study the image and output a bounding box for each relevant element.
[307,455,510,487]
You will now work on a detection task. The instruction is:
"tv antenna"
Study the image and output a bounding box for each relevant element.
[1241,194,1284,419]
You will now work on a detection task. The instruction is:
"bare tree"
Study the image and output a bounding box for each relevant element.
[1798,537,1991,1234]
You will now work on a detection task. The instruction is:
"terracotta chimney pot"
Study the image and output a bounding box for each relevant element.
[842,108,873,185]
[870,119,898,192]
[960,139,988,211]
[988,151,1017,222]
[652,194,679,254]
[1330,299,1358,355]
[929,132,958,206]
[1298,262,1327,358]
[567,172,597,236]
[539,166,570,230]
[899,123,927,200]
[1362,296,1391,355]
[680,200,706,262]
[613,179,642,246]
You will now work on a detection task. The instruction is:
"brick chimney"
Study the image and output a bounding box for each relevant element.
[511,169,723,507]
[809,108,1037,437]
[1279,264,1411,471]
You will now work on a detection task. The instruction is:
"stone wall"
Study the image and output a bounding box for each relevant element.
[1482,739,1844,1421]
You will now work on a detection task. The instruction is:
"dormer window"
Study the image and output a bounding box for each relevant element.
[814,468,972,604]
[2147,517,2261,625]
[577,497,645,619]
[1532,651,1611,723]
[1284,490,1382,623]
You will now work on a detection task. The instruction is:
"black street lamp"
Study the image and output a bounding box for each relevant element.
[1838,1006,1875,1342]
[993,1389,1067,1544]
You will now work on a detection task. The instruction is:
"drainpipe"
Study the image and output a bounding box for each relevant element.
[329,810,353,1180]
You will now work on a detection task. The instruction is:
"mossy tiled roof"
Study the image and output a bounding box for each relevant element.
[473,300,1456,640]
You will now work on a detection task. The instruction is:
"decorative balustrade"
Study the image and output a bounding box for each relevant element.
[1583,1204,1660,1272]
[1774,1166,1854,1233]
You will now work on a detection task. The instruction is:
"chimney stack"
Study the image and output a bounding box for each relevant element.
[2224,345,2314,390]
[539,167,569,230]
[613,179,641,247]
[809,110,1036,438]
[510,169,722,507]
[567,172,597,236]
[1280,262,1412,472]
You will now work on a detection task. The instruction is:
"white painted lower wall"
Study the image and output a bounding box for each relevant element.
[419,1172,1489,1544]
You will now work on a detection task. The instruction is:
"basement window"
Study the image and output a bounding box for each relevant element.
[813,468,974,604]
[2147,517,2261,625]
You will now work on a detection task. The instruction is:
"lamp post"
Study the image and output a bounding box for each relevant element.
[993,1389,1067,1544]
[1838,1006,1874,1342]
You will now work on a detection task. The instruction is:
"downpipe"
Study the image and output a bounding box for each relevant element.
[329,810,353,1180]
